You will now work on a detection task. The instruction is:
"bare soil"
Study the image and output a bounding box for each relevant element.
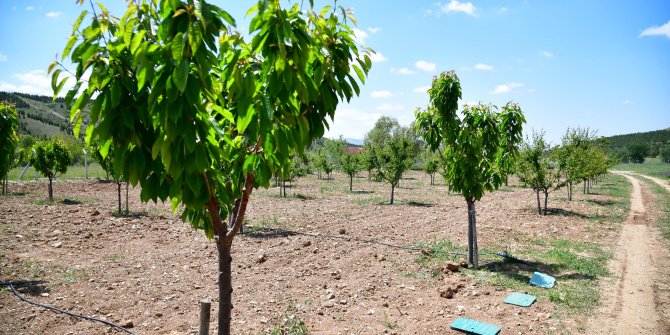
[586,171,670,335]
[0,170,655,334]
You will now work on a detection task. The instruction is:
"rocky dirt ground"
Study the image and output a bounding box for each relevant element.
[0,170,662,334]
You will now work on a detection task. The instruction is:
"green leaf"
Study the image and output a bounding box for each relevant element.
[72,10,88,34]
[130,30,146,55]
[236,104,254,134]
[173,60,189,93]
[54,77,69,98]
[62,35,78,60]
[99,138,112,159]
[171,32,184,62]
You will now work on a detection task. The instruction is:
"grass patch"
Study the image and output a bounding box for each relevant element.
[7,163,108,181]
[61,268,88,284]
[22,260,43,279]
[1,224,12,235]
[319,186,336,193]
[613,157,670,180]
[642,179,670,244]
[476,238,610,315]
[354,196,387,206]
[270,304,308,335]
[585,173,631,224]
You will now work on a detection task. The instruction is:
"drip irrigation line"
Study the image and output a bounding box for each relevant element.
[252,227,515,261]
[0,278,137,335]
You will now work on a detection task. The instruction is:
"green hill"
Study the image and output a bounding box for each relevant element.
[603,128,670,157]
[0,91,72,139]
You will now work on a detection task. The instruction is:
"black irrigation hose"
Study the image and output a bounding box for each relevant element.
[0,278,137,335]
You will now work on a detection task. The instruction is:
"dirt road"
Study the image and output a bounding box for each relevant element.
[588,171,666,334]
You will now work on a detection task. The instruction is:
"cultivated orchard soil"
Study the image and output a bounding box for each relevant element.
[0,170,667,334]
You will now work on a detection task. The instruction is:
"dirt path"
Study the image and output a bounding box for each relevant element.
[588,171,663,334]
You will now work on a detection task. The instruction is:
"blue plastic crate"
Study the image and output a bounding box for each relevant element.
[450,317,501,335]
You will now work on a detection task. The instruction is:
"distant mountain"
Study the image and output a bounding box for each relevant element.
[344,138,364,146]
[0,91,72,139]
[603,128,670,157]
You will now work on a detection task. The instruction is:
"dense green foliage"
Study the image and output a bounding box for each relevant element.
[361,116,399,181]
[604,128,670,158]
[660,145,670,163]
[29,140,72,200]
[1,102,20,194]
[415,70,525,269]
[420,148,440,185]
[54,1,369,333]
[627,142,649,163]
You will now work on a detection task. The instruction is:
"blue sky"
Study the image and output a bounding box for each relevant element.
[1,1,668,144]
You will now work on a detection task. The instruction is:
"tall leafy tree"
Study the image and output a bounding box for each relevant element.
[1,102,20,195]
[659,145,670,163]
[29,140,72,201]
[54,1,370,334]
[627,143,649,164]
[517,130,565,215]
[415,71,525,269]
[556,128,596,200]
[375,125,416,204]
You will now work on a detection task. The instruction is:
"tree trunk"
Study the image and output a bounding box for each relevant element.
[543,190,549,215]
[48,177,53,201]
[536,189,541,215]
[583,180,586,194]
[125,181,129,213]
[466,199,479,270]
[349,174,353,192]
[390,183,395,204]
[117,181,122,214]
[216,238,233,335]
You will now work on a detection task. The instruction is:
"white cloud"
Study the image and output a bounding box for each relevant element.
[474,63,494,71]
[623,100,633,105]
[325,108,381,139]
[0,69,79,96]
[640,21,670,39]
[371,90,393,98]
[376,103,404,111]
[0,53,7,62]
[439,0,477,16]
[540,50,554,57]
[415,60,436,72]
[497,7,508,14]
[369,52,387,62]
[413,86,431,94]
[491,82,524,94]
[354,28,368,44]
[367,27,380,34]
[46,11,63,18]
[391,67,415,75]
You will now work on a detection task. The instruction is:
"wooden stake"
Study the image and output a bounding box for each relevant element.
[199,300,211,335]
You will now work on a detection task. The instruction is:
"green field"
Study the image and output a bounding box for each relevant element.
[6,163,109,181]
[613,157,670,179]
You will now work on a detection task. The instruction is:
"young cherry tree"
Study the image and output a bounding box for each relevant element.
[340,149,361,191]
[376,125,416,204]
[415,71,525,269]
[29,140,72,201]
[517,130,566,215]
[53,1,370,334]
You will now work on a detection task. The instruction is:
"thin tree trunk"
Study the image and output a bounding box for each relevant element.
[117,181,122,214]
[349,174,353,192]
[536,189,542,215]
[543,190,549,215]
[390,183,395,204]
[125,181,129,213]
[48,177,53,201]
[583,180,586,194]
[216,238,233,335]
[466,199,479,270]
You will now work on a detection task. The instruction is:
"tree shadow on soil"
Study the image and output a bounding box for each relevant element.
[5,279,50,296]
[485,257,563,283]
[586,199,617,206]
[111,211,148,218]
[404,201,435,207]
[243,227,298,239]
[61,198,82,205]
[349,190,374,194]
[545,208,589,219]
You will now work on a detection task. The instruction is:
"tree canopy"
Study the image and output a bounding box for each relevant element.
[54,0,370,333]
[0,102,20,194]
